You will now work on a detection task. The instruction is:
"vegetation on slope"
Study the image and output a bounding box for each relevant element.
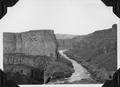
[64,24,117,83]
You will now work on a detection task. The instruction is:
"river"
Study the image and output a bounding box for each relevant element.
[59,50,91,82]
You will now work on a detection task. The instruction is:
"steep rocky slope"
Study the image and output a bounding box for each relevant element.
[65,24,117,83]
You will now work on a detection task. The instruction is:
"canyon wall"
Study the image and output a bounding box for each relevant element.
[3,30,58,78]
[3,30,57,58]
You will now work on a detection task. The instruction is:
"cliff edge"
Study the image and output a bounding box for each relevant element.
[3,30,57,58]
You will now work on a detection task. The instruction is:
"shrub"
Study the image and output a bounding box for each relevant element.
[44,61,74,83]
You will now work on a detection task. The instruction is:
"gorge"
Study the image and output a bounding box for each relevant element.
[59,50,91,82]
[3,30,75,84]
[3,24,117,84]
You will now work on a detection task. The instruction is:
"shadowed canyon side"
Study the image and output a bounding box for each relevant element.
[64,24,117,83]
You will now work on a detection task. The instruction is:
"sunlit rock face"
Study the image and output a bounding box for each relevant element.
[3,30,57,58]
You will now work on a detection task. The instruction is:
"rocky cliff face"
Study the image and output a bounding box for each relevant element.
[3,30,58,84]
[3,30,57,57]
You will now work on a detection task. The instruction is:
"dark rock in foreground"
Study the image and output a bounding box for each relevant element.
[0,69,19,87]
[102,68,120,87]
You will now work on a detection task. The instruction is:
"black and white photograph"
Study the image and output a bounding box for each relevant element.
[0,0,119,86]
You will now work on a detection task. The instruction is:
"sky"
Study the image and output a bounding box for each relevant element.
[0,0,119,35]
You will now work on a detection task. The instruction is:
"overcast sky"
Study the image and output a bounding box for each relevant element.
[0,0,119,35]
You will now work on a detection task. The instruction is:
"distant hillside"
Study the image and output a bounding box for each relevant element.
[56,39,74,50]
[65,24,117,83]
[56,34,78,50]
[55,34,76,39]
[73,24,117,43]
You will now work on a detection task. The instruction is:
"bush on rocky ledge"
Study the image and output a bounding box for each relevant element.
[44,61,74,83]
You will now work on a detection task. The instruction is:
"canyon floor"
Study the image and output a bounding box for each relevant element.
[48,50,96,84]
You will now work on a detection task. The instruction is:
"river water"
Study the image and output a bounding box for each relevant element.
[59,50,91,82]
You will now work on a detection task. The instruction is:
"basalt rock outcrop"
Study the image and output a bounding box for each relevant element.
[4,53,54,75]
[3,30,58,72]
[3,30,58,84]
